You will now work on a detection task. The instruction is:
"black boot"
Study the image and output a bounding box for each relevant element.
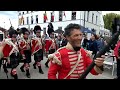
[33,63,36,69]
[3,64,8,73]
[12,74,18,79]
[38,66,44,74]
[45,60,49,68]
[20,65,25,72]
[26,69,31,78]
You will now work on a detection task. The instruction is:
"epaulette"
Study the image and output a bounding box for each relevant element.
[48,46,66,65]
[56,46,66,52]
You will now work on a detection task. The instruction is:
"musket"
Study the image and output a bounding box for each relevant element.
[79,17,120,79]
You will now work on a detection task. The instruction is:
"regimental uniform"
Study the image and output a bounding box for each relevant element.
[44,37,57,67]
[2,38,20,79]
[18,37,31,78]
[31,36,44,74]
[48,43,103,79]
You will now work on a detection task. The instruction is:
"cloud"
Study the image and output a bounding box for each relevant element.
[0,11,18,30]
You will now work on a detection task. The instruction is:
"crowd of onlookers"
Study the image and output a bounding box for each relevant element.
[81,33,110,58]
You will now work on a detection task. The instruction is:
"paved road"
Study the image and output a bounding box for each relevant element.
[0,56,116,79]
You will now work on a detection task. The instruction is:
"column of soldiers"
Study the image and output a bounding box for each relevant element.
[0,23,57,79]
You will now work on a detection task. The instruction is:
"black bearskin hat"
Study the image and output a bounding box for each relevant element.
[9,29,18,38]
[20,27,30,35]
[47,23,54,36]
[33,25,41,34]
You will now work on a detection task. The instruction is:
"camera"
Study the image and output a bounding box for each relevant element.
[0,31,4,45]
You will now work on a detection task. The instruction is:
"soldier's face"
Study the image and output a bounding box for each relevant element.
[12,34,17,41]
[24,31,30,39]
[66,29,83,47]
[50,32,54,38]
[36,30,41,37]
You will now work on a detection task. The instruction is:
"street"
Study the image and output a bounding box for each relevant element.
[0,56,116,79]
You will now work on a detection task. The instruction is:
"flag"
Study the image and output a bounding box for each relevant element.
[64,11,66,17]
[51,11,54,22]
[44,11,48,22]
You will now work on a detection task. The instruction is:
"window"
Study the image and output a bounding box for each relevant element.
[43,27,46,34]
[96,16,98,24]
[71,11,76,20]
[87,11,89,21]
[23,19,24,25]
[92,13,94,23]
[31,16,33,24]
[59,11,63,21]
[23,12,24,15]
[36,15,38,23]
[27,17,29,25]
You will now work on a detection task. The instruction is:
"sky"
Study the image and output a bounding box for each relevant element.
[0,11,120,30]
[0,11,18,30]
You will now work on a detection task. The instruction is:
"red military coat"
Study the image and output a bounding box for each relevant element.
[18,38,31,58]
[31,37,42,55]
[2,38,19,58]
[48,43,102,79]
[44,37,57,53]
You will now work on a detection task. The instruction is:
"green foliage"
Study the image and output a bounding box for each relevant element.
[103,13,120,31]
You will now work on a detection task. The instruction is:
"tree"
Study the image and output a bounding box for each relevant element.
[103,13,120,31]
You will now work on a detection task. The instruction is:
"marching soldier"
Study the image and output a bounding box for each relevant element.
[19,28,31,78]
[31,25,44,74]
[44,30,57,68]
[2,29,19,79]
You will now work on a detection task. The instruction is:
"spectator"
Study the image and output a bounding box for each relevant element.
[87,34,98,58]
[96,35,105,52]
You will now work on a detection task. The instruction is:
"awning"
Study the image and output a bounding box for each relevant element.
[80,26,94,34]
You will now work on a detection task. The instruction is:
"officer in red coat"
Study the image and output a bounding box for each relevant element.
[48,23,105,79]
[19,28,31,78]
[31,25,44,74]
[2,29,19,79]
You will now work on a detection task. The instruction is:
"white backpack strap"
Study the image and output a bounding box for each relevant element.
[64,49,82,79]
[49,39,54,50]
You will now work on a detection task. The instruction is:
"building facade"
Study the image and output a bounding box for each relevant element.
[18,11,104,36]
